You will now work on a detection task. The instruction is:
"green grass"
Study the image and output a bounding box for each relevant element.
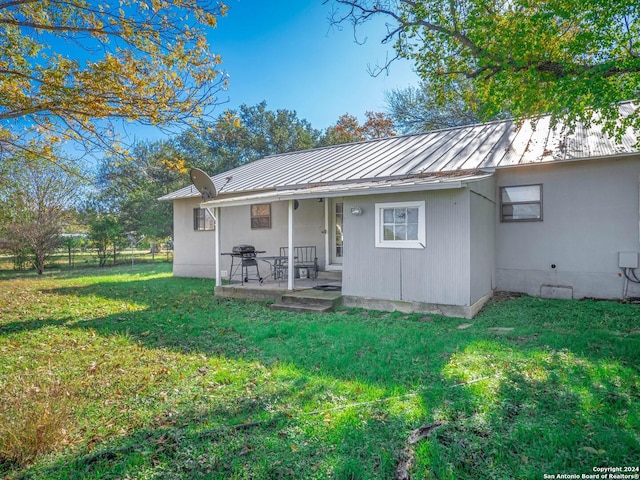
[0,264,638,479]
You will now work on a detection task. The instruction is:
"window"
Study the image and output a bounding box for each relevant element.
[193,208,215,231]
[500,184,542,222]
[335,202,343,258]
[250,203,271,229]
[375,201,426,249]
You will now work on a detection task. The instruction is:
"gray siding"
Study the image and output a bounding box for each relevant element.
[218,199,326,275]
[173,198,216,278]
[342,189,472,306]
[495,156,640,298]
[470,177,496,303]
[173,198,326,280]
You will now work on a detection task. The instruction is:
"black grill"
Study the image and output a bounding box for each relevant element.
[223,245,265,284]
[232,244,256,255]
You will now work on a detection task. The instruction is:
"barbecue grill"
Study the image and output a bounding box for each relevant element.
[222,244,265,284]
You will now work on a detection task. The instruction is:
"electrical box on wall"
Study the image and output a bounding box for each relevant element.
[618,252,639,268]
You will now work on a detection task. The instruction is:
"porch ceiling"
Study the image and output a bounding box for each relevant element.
[201,172,492,208]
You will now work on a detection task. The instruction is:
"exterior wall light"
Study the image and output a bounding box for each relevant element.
[350,207,363,216]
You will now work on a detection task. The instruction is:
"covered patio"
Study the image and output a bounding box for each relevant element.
[215,271,343,312]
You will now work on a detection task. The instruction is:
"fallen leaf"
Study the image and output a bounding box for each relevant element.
[581,446,599,454]
[239,445,253,456]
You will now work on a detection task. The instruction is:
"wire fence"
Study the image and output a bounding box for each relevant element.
[0,246,173,272]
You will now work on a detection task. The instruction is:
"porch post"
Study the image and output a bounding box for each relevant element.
[214,207,221,287]
[324,198,329,268]
[288,199,294,290]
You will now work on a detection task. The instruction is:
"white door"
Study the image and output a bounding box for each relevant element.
[330,199,344,266]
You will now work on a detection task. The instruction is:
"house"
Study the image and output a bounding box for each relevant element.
[159,102,640,318]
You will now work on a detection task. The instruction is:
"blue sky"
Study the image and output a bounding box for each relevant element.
[208,1,420,130]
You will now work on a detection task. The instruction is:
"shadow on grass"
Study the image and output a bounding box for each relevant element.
[16,397,412,480]
[23,275,640,388]
[416,341,640,478]
[12,335,640,480]
[4,273,639,479]
[0,317,73,335]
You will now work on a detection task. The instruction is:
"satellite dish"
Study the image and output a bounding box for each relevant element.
[190,168,217,201]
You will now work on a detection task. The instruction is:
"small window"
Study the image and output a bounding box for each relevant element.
[251,203,271,229]
[500,184,543,222]
[193,208,215,231]
[375,201,425,249]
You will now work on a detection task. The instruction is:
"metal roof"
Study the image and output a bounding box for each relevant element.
[159,102,639,201]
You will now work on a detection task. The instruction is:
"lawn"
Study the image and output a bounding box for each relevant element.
[0,264,638,479]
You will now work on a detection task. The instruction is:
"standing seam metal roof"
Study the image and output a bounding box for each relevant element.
[159,102,639,201]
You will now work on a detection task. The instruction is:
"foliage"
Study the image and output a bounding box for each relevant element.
[95,140,186,241]
[321,111,396,145]
[177,101,323,175]
[0,265,638,478]
[0,0,228,163]
[59,234,86,268]
[86,214,124,267]
[331,0,640,138]
[0,155,83,274]
[386,79,484,133]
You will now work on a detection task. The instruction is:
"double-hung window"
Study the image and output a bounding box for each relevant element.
[193,208,215,231]
[374,201,426,249]
[500,184,543,222]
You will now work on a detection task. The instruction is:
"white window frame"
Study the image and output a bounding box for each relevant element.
[374,201,426,249]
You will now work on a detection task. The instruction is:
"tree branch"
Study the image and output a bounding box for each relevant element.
[0,17,114,35]
[0,0,38,11]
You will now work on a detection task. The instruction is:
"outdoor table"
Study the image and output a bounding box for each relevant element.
[257,255,293,284]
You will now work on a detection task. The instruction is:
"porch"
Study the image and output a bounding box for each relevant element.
[215,271,342,313]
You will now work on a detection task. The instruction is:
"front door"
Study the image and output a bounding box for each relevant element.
[330,199,343,266]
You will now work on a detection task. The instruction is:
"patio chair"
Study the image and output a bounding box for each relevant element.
[279,246,319,279]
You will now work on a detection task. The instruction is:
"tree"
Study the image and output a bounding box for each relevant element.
[386,79,483,134]
[95,140,185,242]
[177,101,322,174]
[0,0,228,163]
[0,155,83,274]
[87,214,123,267]
[331,0,640,138]
[322,111,396,145]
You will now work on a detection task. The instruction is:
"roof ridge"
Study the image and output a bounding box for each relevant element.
[259,99,638,160]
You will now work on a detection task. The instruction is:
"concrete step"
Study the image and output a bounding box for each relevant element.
[280,290,342,308]
[269,303,334,314]
[318,270,342,282]
[270,288,342,314]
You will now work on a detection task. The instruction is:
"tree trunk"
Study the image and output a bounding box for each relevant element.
[36,253,45,275]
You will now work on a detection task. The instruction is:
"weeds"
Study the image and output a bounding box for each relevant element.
[0,371,74,466]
